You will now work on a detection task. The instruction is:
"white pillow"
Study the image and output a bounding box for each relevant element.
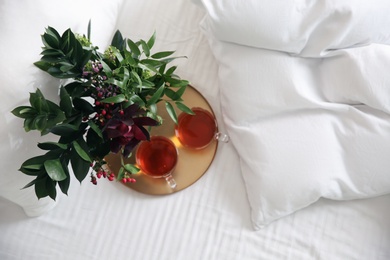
[0,0,123,216]
[193,0,390,57]
[201,20,390,229]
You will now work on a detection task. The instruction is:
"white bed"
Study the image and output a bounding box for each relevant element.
[1,0,390,259]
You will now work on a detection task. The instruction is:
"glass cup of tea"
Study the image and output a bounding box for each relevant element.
[135,136,178,189]
[174,107,229,150]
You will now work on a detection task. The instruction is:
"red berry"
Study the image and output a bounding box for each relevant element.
[119,110,124,115]
[101,109,107,116]
[95,101,101,106]
[91,176,97,185]
[108,176,115,181]
[121,178,128,183]
[96,171,103,179]
[109,173,115,178]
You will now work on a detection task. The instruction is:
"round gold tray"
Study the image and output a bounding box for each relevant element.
[104,85,217,195]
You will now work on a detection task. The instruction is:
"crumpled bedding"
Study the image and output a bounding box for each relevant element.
[195,0,390,228]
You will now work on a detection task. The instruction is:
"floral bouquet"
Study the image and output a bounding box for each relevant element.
[11,23,193,200]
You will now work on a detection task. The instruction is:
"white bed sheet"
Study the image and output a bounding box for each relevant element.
[0,0,389,259]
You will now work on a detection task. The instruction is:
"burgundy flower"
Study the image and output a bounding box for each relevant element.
[103,104,158,157]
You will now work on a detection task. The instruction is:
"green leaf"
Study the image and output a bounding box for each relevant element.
[30,89,49,113]
[101,94,126,104]
[59,63,75,72]
[124,49,137,66]
[141,79,155,88]
[70,148,90,183]
[21,164,43,171]
[105,78,123,88]
[22,176,44,190]
[59,177,70,195]
[79,50,92,69]
[147,31,156,49]
[32,114,47,132]
[112,47,124,63]
[116,167,125,181]
[40,49,63,56]
[100,60,112,77]
[138,62,159,74]
[127,39,140,57]
[72,140,92,162]
[44,159,67,181]
[73,98,94,114]
[45,177,57,200]
[175,101,194,115]
[19,167,43,176]
[11,106,36,119]
[164,88,182,101]
[165,101,178,124]
[111,30,124,50]
[50,123,79,136]
[46,26,61,42]
[140,40,150,57]
[58,159,70,195]
[158,63,166,74]
[59,86,73,116]
[123,164,140,174]
[34,61,52,72]
[129,94,145,107]
[46,100,66,129]
[165,77,189,88]
[35,178,49,199]
[146,84,165,107]
[87,121,103,139]
[20,154,50,174]
[61,28,75,54]
[23,118,34,132]
[38,142,68,150]
[131,70,143,88]
[87,20,91,40]
[64,81,87,97]
[165,66,177,76]
[151,51,175,59]
[42,33,59,49]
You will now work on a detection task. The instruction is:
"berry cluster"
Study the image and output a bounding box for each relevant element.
[93,100,117,127]
[89,161,115,185]
[121,176,137,184]
[82,60,124,127]
[82,60,106,82]
[89,162,136,185]
[120,171,137,184]
[90,168,115,185]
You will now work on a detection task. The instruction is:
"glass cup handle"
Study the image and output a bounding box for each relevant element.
[215,132,229,143]
[165,174,177,189]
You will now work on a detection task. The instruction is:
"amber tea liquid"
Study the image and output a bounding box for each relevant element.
[136,136,178,177]
[175,107,217,150]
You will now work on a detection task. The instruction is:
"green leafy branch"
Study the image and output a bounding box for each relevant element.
[105,30,194,123]
[12,24,193,200]
[12,86,108,199]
